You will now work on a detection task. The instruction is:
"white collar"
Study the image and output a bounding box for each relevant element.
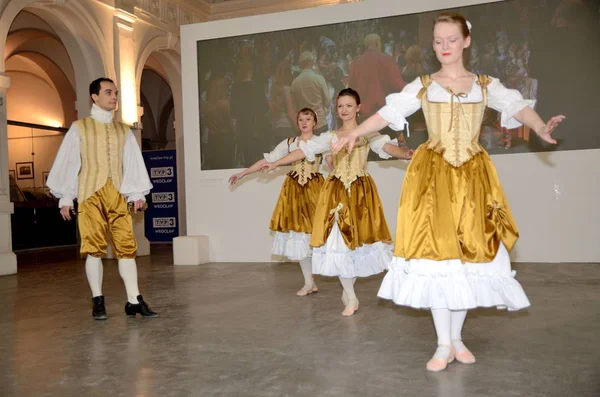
[90,103,114,123]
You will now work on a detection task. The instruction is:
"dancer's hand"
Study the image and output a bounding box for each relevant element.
[60,205,75,221]
[403,148,415,160]
[260,162,277,173]
[332,130,359,154]
[537,115,565,144]
[132,200,145,213]
[229,172,244,185]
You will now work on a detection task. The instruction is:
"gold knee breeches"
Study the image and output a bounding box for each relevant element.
[77,180,137,259]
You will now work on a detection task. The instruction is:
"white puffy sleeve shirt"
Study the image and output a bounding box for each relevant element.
[46,124,153,207]
[378,76,536,132]
[298,131,398,162]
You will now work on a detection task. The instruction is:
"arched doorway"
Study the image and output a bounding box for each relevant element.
[140,66,174,150]
[4,11,79,250]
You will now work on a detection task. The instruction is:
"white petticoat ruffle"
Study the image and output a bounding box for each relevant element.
[312,222,393,278]
[272,231,312,261]
[377,243,530,311]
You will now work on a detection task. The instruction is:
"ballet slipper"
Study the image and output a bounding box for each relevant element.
[452,339,476,364]
[426,345,455,372]
[342,298,359,316]
[341,292,359,310]
[296,283,318,296]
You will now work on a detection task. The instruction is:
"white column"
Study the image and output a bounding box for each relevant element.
[0,74,17,275]
[113,10,150,257]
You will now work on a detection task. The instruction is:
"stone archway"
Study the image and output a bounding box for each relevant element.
[0,0,112,274]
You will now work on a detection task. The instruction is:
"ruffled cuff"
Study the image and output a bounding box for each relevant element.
[127,193,147,203]
[378,106,409,132]
[58,196,74,208]
[263,152,279,163]
[370,134,393,159]
[501,100,536,129]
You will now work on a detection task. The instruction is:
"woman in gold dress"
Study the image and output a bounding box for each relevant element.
[261,89,413,316]
[229,108,325,296]
[332,13,564,371]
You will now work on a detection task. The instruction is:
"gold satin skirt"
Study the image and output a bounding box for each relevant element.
[269,173,325,234]
[77,180,137,259]
[394,147,519,263]
[310,175,393,250]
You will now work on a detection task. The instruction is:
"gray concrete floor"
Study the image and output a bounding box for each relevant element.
[0,245,598,397]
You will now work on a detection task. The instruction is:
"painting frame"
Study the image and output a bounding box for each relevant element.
[16,161,34,180]
[42,171,50,187]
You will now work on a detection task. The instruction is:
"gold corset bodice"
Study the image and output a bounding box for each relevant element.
[287,137,322,186]
[418,74,491,167]
[330,133,370,192]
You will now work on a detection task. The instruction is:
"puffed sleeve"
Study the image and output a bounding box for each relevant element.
[263,139,290,162]
[487,77,536,129]
[368,134,398,159]
[120,130,153,202]
[46,123,81,208]
[298,132,332,162]
[377,77,423,132]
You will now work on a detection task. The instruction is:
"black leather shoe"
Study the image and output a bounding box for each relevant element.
[92,296,107,320]
[124,295,158,317]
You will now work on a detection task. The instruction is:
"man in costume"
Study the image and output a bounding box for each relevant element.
[47,77,158,320]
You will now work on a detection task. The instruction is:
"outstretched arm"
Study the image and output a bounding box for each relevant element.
[229,158,269,185]
[487,77,564,145]
[261,133,331,173]
[513,107,565,144]
[260,149,306,173]
[382,142,413,160]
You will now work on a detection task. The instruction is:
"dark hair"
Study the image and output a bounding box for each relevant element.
[89,78,114,99]
[297,107,317,125]
[434,12,470,38]
[337,88,361,105]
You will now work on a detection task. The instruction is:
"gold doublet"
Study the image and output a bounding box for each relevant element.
[76,117,128,203]
[75,117,137,259]
[393,75,519,263]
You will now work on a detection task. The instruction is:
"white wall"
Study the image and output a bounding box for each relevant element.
[181,0,600,264]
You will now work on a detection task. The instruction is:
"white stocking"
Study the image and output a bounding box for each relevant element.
[431,308,452,360]
[85,255,103,298]
[339,277,357,301]
[451,310,469,351]
[118,258,141,304]
[299,258,314,287]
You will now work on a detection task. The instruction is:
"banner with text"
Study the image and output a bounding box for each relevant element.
[143,150,179,242]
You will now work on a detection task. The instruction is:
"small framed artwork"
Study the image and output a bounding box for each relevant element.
[43,171,50,187]
[16,162,34,180]
[8,170,15,181]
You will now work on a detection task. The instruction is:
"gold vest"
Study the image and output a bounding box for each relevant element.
[287,137,322,186]
[418,74,491,167]
[330,132,370,193]
[76,117,129,203]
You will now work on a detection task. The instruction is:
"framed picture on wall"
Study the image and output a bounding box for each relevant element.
[8,170,15,181]
[42,171,50,187]
[16,162,34,180]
